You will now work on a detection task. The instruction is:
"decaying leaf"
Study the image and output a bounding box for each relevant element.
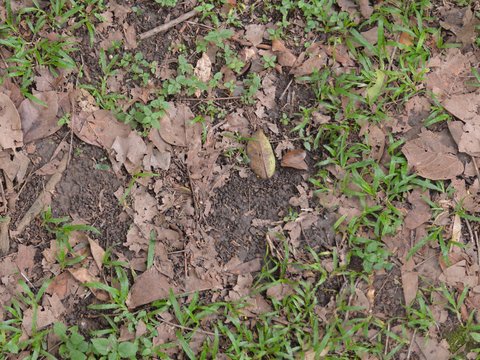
[280,149,308,170]
[0,93,23,150]
[126,266,176,308]
[244,24,265,46]
[72,109,131,150]
[18,91,60,143]
[246,129,276,179]
[402,130,463,180]
[69,268,109,301]
[159,103,194,147]
[193,53,212,97]
[399,32,414,46]
[271,39,297,67]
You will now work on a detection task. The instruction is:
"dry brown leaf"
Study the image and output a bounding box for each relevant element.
[426,48,474,96]
[440,7,480,46]
[193,53,212,97]
[399,32,413,46]
[69,267,109,301]
[72,109,131,150]
[291,48,327,76]
[111,132,147,174]
[88,237,105,271]
[18,91,59,143]
[415,336,451,360]
[0,93,23,150]
[123,23,137,50]
[402,130,463,180]
[244,24,265,46]
[126,266,176,308]
[271,39,297,67]
[358,0,373,18]
[366,124,385,161]
[99,30,123,50]
[280,149,308,170]
[401,259,418,306]
[404,189,431,230]
[159,103,194,146]
[247,129,276,179]
[451,213,462,244]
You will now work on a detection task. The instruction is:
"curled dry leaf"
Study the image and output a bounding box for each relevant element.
[246,129,276,179]
[0,93,23,150]
[18,91,60,143]
[280,149,308,170]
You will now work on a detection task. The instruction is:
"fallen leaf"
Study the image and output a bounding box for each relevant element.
[68,268,109,301]
[415,336,451,360]
[244,24,265,46]
[246,129,276,179]
[365,124,385,161]
[451,213,462,244]
[88,237,106,271]
[0,93,23,150]
[280,149,308,170]
[402,130,463,180]
[266,283,293,301]
[366,70,385,103]
[18,91,60,143]
[159,103,194,146]
[111,132,147,174]
[358,0,373,18]
[401,259,418,306]
[440,7,480,46]
[123,23,137,50]
[22,307,56,336]
[193,53,212,97]
[271,38,297,67]
[126,266,176,308]
[404,189,431,230]
[291,48,327,76]
[399,32,414,46]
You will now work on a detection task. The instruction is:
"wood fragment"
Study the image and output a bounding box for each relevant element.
[139,9,198,40]
[13,153,68,236]
[0,216,10,254]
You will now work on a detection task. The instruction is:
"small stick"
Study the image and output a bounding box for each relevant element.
[279,78,293,101]
[471,156,480,180]
[160,318,216,336]
[139,9,198,40]
[406,329,416,360]
[475,230,480,267]
[180,96,241,102]
[465,219,480,266]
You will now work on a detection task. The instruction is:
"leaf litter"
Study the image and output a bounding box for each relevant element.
[1,1,480,358]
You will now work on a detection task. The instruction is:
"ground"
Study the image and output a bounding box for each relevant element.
[0,0,480,359]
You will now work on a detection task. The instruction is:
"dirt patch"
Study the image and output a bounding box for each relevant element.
[208,167,307,263]
[373,266,405,318]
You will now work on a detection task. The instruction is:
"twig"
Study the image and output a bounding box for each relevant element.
[159,318,216,336]
[180,96,241,102]
[475,230,480,267]
[465,219,480,266]
[406,328,416,360]
[471,156,480,180]
[279,78,293,101]
[139,9,198,40]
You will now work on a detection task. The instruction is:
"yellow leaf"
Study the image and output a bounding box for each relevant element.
[247,129,276,179]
